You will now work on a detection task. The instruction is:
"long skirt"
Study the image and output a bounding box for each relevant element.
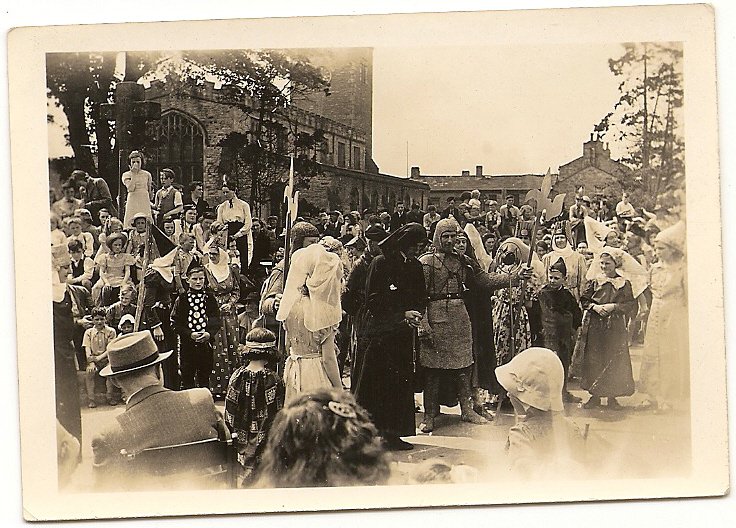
[575,312,635,397]
[209,311,240,397]
[353,326,416,438]
[638,298,689,404]
[283,355,333,404]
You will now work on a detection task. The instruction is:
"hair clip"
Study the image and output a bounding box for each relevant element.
[327,401,357,419]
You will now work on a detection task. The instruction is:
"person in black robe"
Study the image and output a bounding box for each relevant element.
[140,262,179,390]
[343,225,389,392]
[537,257,583,403]
[353,223,427,451]
[52,254,83,463]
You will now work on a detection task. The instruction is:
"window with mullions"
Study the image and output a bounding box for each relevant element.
[148,111,205,188]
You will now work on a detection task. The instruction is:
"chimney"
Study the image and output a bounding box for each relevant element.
[476,165,483,177]
[410,166,420,179]
[590,132,594,141]
[461,170,470,177]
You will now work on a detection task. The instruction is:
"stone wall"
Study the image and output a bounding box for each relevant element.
[554,165,623,207]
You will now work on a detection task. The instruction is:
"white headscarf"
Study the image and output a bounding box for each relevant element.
[205,247,231,283]
[584,215,614,253]
[586,246,649,297]
[464,223,493,272]
[276,243,343,332]
[150,249,176,284]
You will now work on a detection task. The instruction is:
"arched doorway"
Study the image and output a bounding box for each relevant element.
[148,110,205,188]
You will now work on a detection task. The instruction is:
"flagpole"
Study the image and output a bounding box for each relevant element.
[278,157,298,369]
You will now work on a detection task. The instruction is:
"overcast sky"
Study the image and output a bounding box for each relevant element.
[372,43,624,177]
[48,42,625,177]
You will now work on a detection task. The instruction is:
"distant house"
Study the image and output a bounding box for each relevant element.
[555,133,632,207]
[411,165,544,208]
[412,134,632,209]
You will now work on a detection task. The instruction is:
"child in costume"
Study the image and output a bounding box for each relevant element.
[170,258,222,389]
[537,257,583,403]
[224,327,285,486]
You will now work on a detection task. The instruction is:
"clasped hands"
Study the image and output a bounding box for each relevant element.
[591,303,616,316]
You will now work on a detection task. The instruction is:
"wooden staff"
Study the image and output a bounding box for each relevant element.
[277,157,298,366]
[133,220,152,331]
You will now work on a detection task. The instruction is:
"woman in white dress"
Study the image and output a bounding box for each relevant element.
[637,222,688,412]
[276,243,344,403]
[122,150,153,227]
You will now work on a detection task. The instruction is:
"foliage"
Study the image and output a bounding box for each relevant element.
[47,49,331,213]
[178,49,331,211]
[46,51,162,191]
[596,42,684,199]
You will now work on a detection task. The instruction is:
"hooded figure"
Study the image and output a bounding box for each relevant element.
[417,219,531,433]
[542,221,589,301]
[258,221,320,338]
[276,244,344,404]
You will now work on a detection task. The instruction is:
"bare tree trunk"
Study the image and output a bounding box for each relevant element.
[65,89,97,176]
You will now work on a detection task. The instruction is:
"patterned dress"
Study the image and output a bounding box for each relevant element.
[224,367,285,483]
[493,280,533,371]
[206,266,241,397]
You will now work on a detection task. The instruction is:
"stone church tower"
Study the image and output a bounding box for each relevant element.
[292,48,379,173]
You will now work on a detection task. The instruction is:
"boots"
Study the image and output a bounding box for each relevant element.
[472,387,494,420]
[458,368,489,425]
[419,370,440,433]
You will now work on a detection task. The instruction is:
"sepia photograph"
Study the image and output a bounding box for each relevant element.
[6,2,729,523]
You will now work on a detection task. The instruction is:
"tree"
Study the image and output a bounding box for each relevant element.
[178,49,330,212]
[596,42,684,204]
[46,51,162,192]
[47,49,330,212]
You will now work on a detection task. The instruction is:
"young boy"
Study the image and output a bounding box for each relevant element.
[67,240,95,291]
[105,285,137,330]
[537,258,583,403]
[65,216,95,258]
[170,259,222,390]
[82,307,118,407]
[173,233,202,294]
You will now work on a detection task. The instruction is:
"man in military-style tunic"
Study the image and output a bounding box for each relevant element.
[417,218,531,433]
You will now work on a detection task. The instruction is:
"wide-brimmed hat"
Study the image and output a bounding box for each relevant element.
[364,225,389,242]
[379,222,427,252]
[105,232,128,249]
[99,331,172,377]
[495,347,564,412]
[130,212,149,226]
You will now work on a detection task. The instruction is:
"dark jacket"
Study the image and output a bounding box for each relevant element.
[170,288,222,341]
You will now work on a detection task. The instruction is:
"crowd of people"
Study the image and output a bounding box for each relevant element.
[50,153,689,489]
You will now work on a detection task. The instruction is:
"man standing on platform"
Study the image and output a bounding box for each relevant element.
[153,168,183,227]
[183,180,210,219]
[216,181,252,272]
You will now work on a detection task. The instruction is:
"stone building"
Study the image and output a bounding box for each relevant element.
[142,48,428,217]
[412,134,631,209]
[554,133,631,207]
